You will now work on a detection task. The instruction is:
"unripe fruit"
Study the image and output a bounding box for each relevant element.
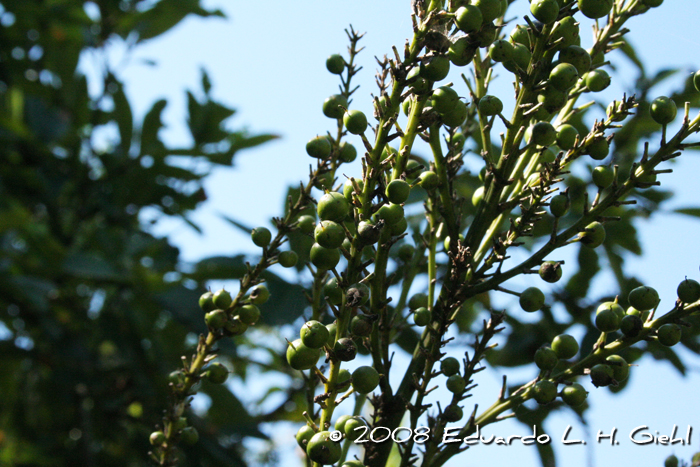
[504,43,532,72]
[441,100,468,128]
[606,354,629,382]
[628,286,659,311]
[418,171,439,190]
[584,69,611,92]
[589,363,614,387]
[597,301,625,320]
[205,309,227,329]
[665,455,679,467]
[150,431,166,446]
[620,314,643,337]
[386,179,411,204]
[333,337,357,361]
[306,431,342,465]
[338,141,357,163]
[510,24,531,48]
[205,362,229,384]
[318,192,350,222]
[595,307,620,332]
[530,122,557,147]
[287,339,320,370]
[550,16,580,51]
[344,417,368,442]
[413,307,431,326]
[343,110,368,135]
[694,71,700,93]
[677,278,700,303]
[391,218,408,236]
[530,0,559,24]
[324,277,342,305]
[578,0,613,19]
[559,45,591,74]
[552,334,579,359]
[278,250,298,268]
[538,87,568,113]
[335,415,352,433]
[297,214,316,234]
[199,291,216,312]
[352,365,380,394]
[474,0,503,22]
[238,304,261,325]
[351,316,372,337]
[408,293,428,310]
[213,288,233,309]
[323,94,348,119]
[296,424,315,449]
[580,221,606,248]
[310,243,340,270]
[443,404,464,422]
[550,63,579,91]
[180,426,199,445]
[301,320,330,349]
[448,36,477,66]
[535,347,559,371]
[251,227,272,248]
[431,86,460,113]
[420,55,450,82]
[533,380,557,404]
[398,243,415,262]
[587,138,609,160]
[471,186,484,206]
[347,282,370,307]
[455,5,483,33]
[520,287,545,312]
[314,171,334,190]
[478,95,503,116]
[657,323,681,346]
[446,374,467,394]
[224,316,248,336]
[250,284,270,305]
[326,54,345,75]
[650,96,677,125]
[326,322,337,345]
[549,193,570,217]
[539,261,562,283]
[592,165,614,189]
[314,220,346,249]
[306,136,332,159]
[489,39,514,62]
[172,416,187,431]
[441,357,461,376]
[358,220,380,245]
[560,383,588,406]
[336,369,352,390]
[374,203,404,225]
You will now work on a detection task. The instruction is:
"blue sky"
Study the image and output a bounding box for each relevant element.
[90,1,700,466]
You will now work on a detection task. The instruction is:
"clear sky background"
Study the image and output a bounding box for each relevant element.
[86,1,700,466]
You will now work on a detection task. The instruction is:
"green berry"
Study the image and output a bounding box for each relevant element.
[223,316,248,336]
[352,366,380,394]
[278,250,299,268]
[306,136,332,159]
[301,320,330,349]
[205,362,229,384]
[344,417,368,442]
[251,227,272,248]
[441,100,468,128]
[213,288,233,309]
[180,426,199,445]
[535,346,559,371]
[250,284,270,304]
[520,287,545,312]
[552,334,579,359]
[455,5,483,33]
[657,323,681,346]
[596,301,625,320]
[577,0,613,19]
[199,291,216,312]
[287,339,320,370]
[326,54,345,75]
[408,293,428,310]
[238,304,261,325]
[336,369,352,390]
[172,416,187,431]
[650,96,677,125]
[559,45,591,74]
[323,277,342,305]
[549,193,570,217]
[413,307,431,326]
[478,95,503,116]
[297,215,316,234]
[489,39,514,63]
[595,307,620,332]
[323,94,348,120]
[351,315,372,337]
[420,55,450,82]
[677,278,700,303]
[343,110,368,135]
[510,24,531,48]
[443,404,464,422]
[431,86,460,113]
[530,0,560,25]
[586,137,609,160]
[446,374,467,394]
[533,380,557,404]
[318,192,350,222]
[592,165,614,188]
[418,171,439,190]
[150,431,166,446]
[333,337,357,361]
[314,220,346,249]
[538,87,568,113]
[205,309,227,329]
[338,141,357,163]
[441,357,461,376]
[347,282,370,306]
[398,243,415,262]
[665,455,679,467]
[309,243,341,270]
[326,322,337,346]
[448,36,477,66]
[405,159,423,181]
[584,69,611,92]
[530,122,557,147]
[358,220,380,244]
[474,0,503,22]
[693,71,700,93]
[620,314,643,337]
[628,286,659,311]
[539,261,562,283]
[296,424,315,449]
[560,383,588,406]
[550,63,579,91]
[504,43,532,72]
[606,354,629,382]
[580,221,606,248]
[550,16,580,51]
[374,203,404,225]
[589,363,614,387]
[386,179,411,204]
[306,431,342,465]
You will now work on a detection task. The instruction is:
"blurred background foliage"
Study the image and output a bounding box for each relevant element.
[0,1,699,467]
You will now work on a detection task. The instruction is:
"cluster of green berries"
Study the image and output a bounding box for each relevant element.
[199,285,266,336]
[296,415,370,465]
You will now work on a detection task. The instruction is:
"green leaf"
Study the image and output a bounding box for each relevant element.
[140,99,167,157]
[62,252,127,282]
[674,207,700,218]
[202,382,267,439]
[190,255,248,281]
[219,214,253,234]
[258,272,308,326]
[619,38,645,79]
[111,80,133,154]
